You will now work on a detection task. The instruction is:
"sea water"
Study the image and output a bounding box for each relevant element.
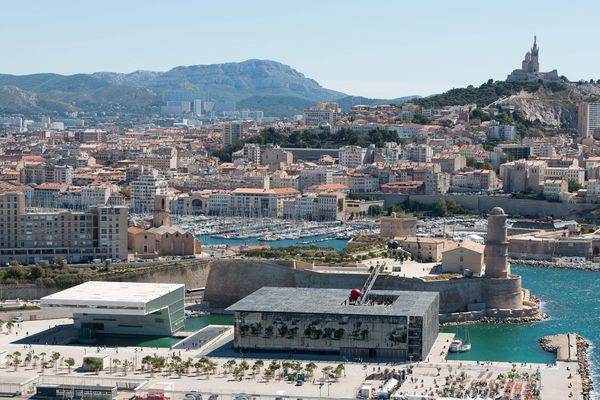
[445,265,599,392]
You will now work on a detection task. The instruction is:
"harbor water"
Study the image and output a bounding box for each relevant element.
[198,234,349,251]
[446,264,599,392]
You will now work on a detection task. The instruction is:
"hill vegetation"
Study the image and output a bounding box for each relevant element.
[414,79,567,108]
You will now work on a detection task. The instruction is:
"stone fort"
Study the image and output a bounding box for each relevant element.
[204,208,538,322]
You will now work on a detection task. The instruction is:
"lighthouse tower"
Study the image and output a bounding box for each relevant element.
[484,207,510,278]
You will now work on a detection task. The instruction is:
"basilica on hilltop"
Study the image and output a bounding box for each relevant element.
[507,36,559,82]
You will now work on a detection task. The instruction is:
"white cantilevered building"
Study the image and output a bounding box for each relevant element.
[41,281,185,340]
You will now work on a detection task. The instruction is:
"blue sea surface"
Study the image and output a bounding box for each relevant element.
[445,265,599,394]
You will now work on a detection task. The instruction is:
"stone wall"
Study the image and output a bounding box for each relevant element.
[481,276,523,310]
[203,259,523,314]
[0,259,212,301]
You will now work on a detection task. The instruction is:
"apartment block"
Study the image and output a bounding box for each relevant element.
[0,191,128,264]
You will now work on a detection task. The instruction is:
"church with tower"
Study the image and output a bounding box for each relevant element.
[507,36,559,82]
[128,194,202,259]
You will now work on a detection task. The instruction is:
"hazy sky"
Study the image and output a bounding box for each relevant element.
[1,0,598,98]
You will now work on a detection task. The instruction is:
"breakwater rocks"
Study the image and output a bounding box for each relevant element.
[576,336,594,400]
[441,312,548,327]
[510,258,600,272]
[539,333,594,400]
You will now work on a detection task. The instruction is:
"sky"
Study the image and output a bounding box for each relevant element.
[1,0,599,98]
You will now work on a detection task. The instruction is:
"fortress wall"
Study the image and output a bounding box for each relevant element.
[0,284,58,300]
[107,259,212,287]
[203,259,298,308]
[0,260,212,301]
[481,276,523,310]
[203,260,489,313]
[509,238,556,260]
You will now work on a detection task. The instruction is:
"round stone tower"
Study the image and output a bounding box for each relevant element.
[484,207,510,278]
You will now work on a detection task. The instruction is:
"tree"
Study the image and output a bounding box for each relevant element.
[28,265,44,280]
[24,351,33,367]
[9,351,21,371]
[434,199,449,217]
[267,361,280,379]
[64,357,75,373]
[122,360,133,376]
[51,352,61,372]
[334,363,346,378]
[568,179,582,193]
[252,360,264,377]
[238,360,250,380]
[466,156,477,168]
[322,365,334,381]
[112,358,121,374]
[305,362,317,377]
[83,357,103,375]
[223,359,237,375]
[53,256,67,269]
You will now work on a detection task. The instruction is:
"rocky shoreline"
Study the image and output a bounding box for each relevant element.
[576,335,594,400]
[510,258,600,272]
[539,333,594,400]
[441,312,548,327]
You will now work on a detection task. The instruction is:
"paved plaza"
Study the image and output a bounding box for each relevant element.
[0,319,583,400]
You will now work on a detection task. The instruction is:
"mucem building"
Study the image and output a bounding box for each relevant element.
[41,281,185,341]
[227,287,439,361]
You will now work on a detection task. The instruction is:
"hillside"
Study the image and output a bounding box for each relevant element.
[0,60,349,117]
[415,79,600,128]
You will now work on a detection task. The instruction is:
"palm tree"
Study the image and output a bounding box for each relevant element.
[5,354,13,370]
[141,355,150,374]
[24,351,33,367]
[194,360,203,377]
[322,365,333,381]
[11,351,22,371]
[252,360,264,378]
[183,358,193,375]
[223,359,237,375]
[122,360,133,376]
[112,359,121,374]
[270,361,281,380]
[6,322,14,333]
[64,357,75,374]
[206,360,218,376]
[238,360,249,380]
[51,352,61,372]
[334,363,345,379]
[32,355,39,370]
[39,352,47,368]
[305,362,317,377]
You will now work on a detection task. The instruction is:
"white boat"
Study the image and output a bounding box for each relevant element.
[449,331,471,352]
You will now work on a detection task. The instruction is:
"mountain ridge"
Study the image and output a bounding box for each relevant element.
[0,60,418,117]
